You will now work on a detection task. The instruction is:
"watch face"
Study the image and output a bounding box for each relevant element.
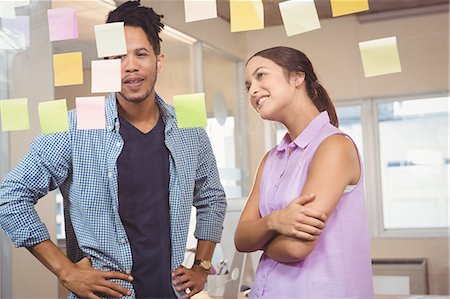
[201,260,211,269]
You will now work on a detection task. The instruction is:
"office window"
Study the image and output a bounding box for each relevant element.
[336,105,363,159]
[377,97,449,229]
[269,96,449,236]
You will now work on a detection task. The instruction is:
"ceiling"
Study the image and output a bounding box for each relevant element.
[216,0,449,26]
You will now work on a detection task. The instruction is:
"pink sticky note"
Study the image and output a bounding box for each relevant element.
[91,59,121,93]
[76,96,106,130]
[47,7,78,41]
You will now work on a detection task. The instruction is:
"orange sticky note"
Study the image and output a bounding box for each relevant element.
[331,0,369,17]
[76,96,106,130]
[230,0,264,32]
[359,36,402,78]
[53,52,83,87]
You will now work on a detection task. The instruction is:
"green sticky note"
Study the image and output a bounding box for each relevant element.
[173,93,207,128]
[38,99,69,133]
[0,98,30,131]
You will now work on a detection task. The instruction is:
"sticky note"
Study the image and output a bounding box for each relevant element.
[0,98,29,131]
[173,93,207,128]
[279,0,321,36]
[230,0,264,32]
[94,22,127,58]
[76,96,106,130]
[0,15,30,49]
[184,0,217,22]
[331,0,369,17]
[53,52,83,87]
[47,7,78,41]
[38,99,69,134]
[91,59,121,93]
[14,0,30,7]
[0,1,16,18]
[359,36,402,78]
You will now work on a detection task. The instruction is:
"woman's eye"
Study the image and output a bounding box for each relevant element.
[256,72,266,79]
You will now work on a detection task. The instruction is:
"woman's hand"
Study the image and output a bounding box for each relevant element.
[268,194,326,240]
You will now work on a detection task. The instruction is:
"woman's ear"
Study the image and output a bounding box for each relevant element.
[291,71,306,87]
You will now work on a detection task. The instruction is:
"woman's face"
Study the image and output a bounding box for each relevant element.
[245,56,299,121]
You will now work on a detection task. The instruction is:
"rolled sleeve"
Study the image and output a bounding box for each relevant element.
[0,132,71,248]
[193,130,227,243]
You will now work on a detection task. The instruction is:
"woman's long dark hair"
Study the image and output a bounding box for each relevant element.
[248,46,338,127]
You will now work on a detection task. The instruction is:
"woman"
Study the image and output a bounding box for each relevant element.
[235,46,374,298]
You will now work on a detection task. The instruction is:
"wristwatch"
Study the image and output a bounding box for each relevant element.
[193,259,212,272]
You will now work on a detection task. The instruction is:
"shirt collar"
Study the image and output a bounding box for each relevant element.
[276,111,331,153]
[105,92,176,132]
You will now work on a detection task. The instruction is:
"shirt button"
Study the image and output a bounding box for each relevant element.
[125,269,131,275]
[108,172,113,178]
[120,238,126,244]
[116,142,122,147]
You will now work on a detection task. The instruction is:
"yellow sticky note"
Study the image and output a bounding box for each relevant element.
[230,0,264,32]
[279,0,321,37]
[0,98,30,131]
[173,93,207,128]
[359,36,402,78]
[38,99,69,134]
[53,52,83,87]
[95,22,127,58]
[331,0,369,17]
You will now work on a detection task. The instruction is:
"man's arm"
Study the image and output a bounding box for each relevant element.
[172,130,226,298]
[172,239,216,298]
[30,240,133,299]
[0,132,134,298]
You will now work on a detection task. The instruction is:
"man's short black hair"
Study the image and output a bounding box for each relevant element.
[106,0,164,55]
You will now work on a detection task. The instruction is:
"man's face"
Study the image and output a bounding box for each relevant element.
[116,25,164,104]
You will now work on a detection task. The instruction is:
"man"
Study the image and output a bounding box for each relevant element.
[0,1,226,298]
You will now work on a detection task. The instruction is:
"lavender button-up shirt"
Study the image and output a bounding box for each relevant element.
[251,112,374,299]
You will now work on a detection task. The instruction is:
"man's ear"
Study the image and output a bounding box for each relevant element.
[156,53,165,73]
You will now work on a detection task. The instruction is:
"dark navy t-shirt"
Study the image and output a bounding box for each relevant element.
[117,114,176,298]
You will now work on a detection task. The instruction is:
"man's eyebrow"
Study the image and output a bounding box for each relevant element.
[135,47,151,52]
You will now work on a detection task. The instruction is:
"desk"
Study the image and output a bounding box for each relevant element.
[193,291,449,299]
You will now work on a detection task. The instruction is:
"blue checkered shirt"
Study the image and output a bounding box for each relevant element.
[0,93,227,298]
